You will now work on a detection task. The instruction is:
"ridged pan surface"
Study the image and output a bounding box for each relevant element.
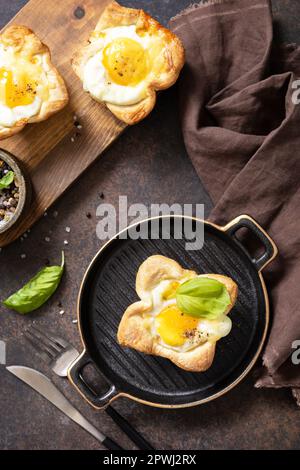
[79,218,266,406]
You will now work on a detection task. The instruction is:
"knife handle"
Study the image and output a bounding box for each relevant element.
[102,436,124,450]
[65,401,124,450]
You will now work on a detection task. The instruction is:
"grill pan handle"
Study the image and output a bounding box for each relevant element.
[69,351,155,450]
[68,351,117,409]
[224,215,278,272]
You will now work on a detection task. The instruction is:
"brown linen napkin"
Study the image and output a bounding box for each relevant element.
[170,0,300,400]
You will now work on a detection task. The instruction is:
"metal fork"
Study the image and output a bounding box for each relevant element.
[24,325,154,450]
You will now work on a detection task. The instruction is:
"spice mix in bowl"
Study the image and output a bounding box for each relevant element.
[0,149,31,235]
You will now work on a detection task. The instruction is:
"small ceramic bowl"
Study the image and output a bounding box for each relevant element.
[0,149,31,235]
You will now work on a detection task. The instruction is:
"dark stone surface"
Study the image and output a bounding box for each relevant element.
[0,0,299,450]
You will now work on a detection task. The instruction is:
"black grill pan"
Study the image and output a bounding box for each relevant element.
[69,215,277,409]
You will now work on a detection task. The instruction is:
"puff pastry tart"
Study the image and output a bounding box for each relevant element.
[72,1,185,124]
[118,255,238,372]
[0,25,68,140]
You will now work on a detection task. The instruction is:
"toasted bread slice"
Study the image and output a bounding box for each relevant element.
[118,255,238,372]
[72,1,185,125]
[0,25,68,140]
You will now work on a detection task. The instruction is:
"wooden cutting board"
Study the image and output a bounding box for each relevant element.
[0,0,126,247]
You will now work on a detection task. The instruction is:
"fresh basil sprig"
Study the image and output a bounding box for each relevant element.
[3,252,65,314]
[176,277,231,319]
[0,171,14,190]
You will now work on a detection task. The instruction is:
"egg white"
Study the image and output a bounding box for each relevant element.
[145,277,232,353]
[0,97,42,127]
[0,44,47,127]
[83,25,152,106]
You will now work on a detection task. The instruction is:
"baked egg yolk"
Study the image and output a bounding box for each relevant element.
[0,68,37,107]
[102,38,149,86]
[162,281,180,300]
[155,305,199,347]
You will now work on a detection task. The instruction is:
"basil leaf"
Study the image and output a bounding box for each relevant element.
[3,252,65,314]
[176,277,231,319]
[0,171,14,190]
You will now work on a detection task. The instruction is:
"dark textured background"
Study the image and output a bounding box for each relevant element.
[0,0,299,450]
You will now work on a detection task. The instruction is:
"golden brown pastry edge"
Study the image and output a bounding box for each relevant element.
[117,255,238,372]
[0,25,69,140]
[72,1,185,125]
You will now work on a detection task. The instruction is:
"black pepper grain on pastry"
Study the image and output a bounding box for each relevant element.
[72,1,185,125]
[117,255,238,372]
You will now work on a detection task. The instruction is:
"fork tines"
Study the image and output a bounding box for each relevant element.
[24,325,67,364]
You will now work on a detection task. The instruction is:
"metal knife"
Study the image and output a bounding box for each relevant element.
[7,365,123,450]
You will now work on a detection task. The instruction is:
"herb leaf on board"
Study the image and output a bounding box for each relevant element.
[3,252,65,314]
